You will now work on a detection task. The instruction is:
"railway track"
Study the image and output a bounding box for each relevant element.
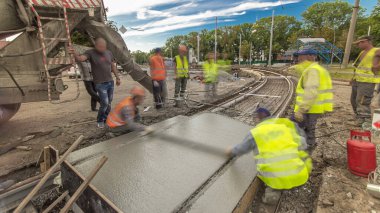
[0,67,295,213]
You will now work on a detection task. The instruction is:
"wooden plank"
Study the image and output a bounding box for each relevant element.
[61,161,122,213]
[42,191,68,213]
[60,156,108,213]
[44,146,51,171]
[14,135,84,213]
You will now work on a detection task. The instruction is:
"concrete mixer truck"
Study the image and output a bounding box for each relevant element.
[0,0,153,124]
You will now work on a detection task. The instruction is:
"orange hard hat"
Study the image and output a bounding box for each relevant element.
[130,86,145,97]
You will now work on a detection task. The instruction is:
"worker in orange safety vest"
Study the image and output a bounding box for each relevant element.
[106,86,154,136]
[149,48,167,109]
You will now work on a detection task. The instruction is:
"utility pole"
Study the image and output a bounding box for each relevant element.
[249,43,252,66]
[368,25,371,36]
[197,34,200,64]
[330,25,336,65]
[268,10,274,67]
[239,33,242,66]
[214,17,218,62]
[342,0,360,68]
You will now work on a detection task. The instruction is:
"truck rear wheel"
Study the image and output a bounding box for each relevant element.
[0,103,21,125]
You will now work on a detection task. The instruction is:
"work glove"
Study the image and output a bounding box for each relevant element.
[153,81,159,87]
[294,111,304,123]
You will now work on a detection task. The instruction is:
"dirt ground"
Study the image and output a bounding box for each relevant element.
[276,83,380,213]
[0,72,253,182]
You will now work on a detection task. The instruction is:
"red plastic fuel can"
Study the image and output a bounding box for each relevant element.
[347,130,377,177]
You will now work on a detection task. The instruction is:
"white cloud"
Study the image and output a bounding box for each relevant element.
[104,0,182,16]
[137,8,172,20]
[125,0,300,36]
[112,0,302,51]
[124,21,207,36]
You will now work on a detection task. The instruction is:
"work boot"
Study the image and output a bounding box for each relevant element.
[97,122,105,129]
[262,187,281,205]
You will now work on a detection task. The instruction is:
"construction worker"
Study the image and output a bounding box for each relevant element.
[203,53,219,101]
[78,61,100,111]
[149,48,167,109]
[226,108,311,205]
[174,45,189,100]
[106,86,153,136]
[72,38,121,129]
[293,49,333,146]
[351,36,380,124]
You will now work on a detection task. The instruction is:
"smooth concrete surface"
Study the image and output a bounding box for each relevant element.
[188,154,257,213]
[66,113,254,212]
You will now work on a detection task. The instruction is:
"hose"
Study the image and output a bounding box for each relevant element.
[0,64,25,96]
[0,27,27,34]
[0,29,62,58]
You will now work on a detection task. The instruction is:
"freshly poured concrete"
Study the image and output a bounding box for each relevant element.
[66,113,256,212]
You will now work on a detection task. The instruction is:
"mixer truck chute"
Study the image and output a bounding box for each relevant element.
[0,0,153,124]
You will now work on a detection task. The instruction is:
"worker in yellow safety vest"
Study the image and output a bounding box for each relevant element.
[174,45,189,100]
[106,86,153,136]
[350,36,380,124]
[293,49,333,147]
[149,48,167,109]
[226,108,311,205]
[203,53,219,101]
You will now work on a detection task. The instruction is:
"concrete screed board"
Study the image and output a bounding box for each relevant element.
[66,113,256,212]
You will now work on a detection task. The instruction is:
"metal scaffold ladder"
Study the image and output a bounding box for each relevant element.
[27,0,78,102]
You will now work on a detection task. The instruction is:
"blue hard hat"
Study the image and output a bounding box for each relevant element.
[154,48,162,53]
[294,49,318,56]
[256,108,271,117]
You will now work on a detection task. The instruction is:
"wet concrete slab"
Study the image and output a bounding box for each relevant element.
[66,113,255,212]
[188,154,257,213]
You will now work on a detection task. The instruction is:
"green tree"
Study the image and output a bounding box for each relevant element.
[252,15,301,60]
[131,50,149,65]
[301,0,364,48]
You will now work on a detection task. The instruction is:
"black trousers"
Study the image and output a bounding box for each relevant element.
[153,80,166,109]
[83,80,100,110]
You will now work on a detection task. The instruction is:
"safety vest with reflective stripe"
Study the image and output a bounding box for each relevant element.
[150,54,166,81]
[175,55,189,78]
[106,96,135,128]
[251,118,312,190]
[294,61,333,114]
[353,48,380,83]
[203,60,219,83]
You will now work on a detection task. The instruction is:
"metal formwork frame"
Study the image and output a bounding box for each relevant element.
[27,0,77,102]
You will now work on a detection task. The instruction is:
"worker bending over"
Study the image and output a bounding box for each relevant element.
[293,49,333,147]
[174,45,189,101]
[149,48,167,109]
[351,36,380,124]
[106,86,153,136]
[203,53,219,101]
[226,108,311,205]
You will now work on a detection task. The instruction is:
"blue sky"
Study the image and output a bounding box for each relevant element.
[104,0,377,52]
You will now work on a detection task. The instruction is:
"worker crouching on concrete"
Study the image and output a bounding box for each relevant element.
[351,36,380,124]
[293,49,333,147]
[106,86,153,136]
[203,53,219,101]
[149,48,167,109]
[226,108,311,205]
[174,45,189,102]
